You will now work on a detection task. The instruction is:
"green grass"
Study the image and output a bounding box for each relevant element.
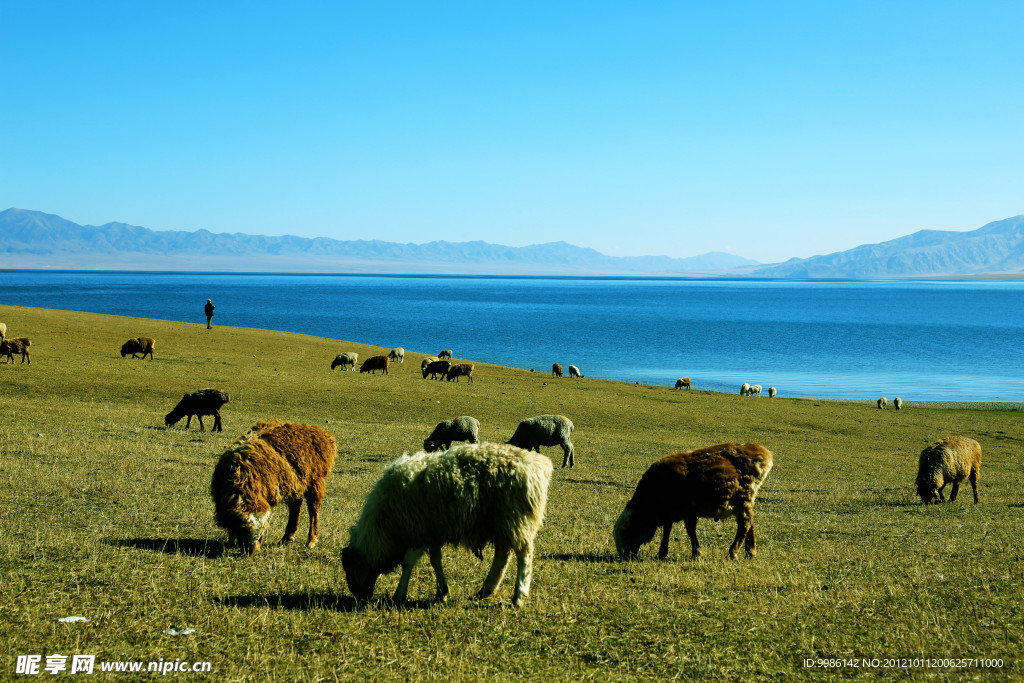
[1,304,1021,680]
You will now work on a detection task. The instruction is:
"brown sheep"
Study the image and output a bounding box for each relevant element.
[438,349,453,360]
[165,388,230,432]
[211,420,337,554]
[674,377,691,390]
[552,363,563,377]
[916,436,982,504]
[0,337,31,364]
[121,336,155,360]
[359,355,390,374]
[614,443,773,560]
[446,363,474,383]
[423,359,451,380]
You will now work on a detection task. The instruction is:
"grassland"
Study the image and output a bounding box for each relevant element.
[1,304,1021,681]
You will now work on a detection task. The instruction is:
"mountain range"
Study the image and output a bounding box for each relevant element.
[2,208,1023,277]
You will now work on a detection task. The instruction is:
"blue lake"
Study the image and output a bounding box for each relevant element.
[1,270,1022,402]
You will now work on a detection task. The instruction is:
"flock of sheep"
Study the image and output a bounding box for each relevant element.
[332,348,474,383]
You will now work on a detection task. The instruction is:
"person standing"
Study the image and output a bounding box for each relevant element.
[205,299,215,329]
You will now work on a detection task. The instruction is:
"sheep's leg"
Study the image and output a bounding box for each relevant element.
[937,485,946,502]
[393,548,424,604]
[729,502,754,560]
[511,540,534,607]
[477,542,511,600]
[213,411,222,432]
[184,415,193,430]
[684,516,701,559]
[304,482,325,548]
[280,500,303,545]
[197,415,206,432]
[428,546,449,602]
[949,482,960,502]
[562,442,575,468]
[744,520,757,558]
[658,523,673,559]
[970,469,979,504]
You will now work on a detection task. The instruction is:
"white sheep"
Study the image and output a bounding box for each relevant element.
[894,397,903,410]
[916,436,981,504]
[767,386,777,398]
[740,383,751,396]
[423,416,481,452]
[0,322,6,341]
[568,365,583,378]
[507,414,575,468]
[877,397,887,409]
[750,384,763,397]
[341,442,553,607]
[387,347,405,364]
[331,352,358,371]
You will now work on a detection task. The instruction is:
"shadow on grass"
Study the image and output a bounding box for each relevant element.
[104,537,227,559]
[541,551,620,564]
[216,593,360,612]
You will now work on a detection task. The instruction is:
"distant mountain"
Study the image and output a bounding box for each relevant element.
[752,215,1024,278]
[0,209,758,275]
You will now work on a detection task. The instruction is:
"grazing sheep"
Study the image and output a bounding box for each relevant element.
[750,384,763,397]
[0,322,6,341]
[894,397,903,410]
[211,420,337,554]
[613,442,774,561]
[388,347,405,364]
[768,387,777,398]
[916,436,981,505]
[0,337,31,364]
[877,397,887,409]
[360,355,390,375]
[507,414,575,469]
[568,365,583,378]
[438,349,453,360]
[423,360,451,380]
[165,388,230,432]
[423,416,481,452]
[341,442,553,607]
[331,352,358,371]
[552,363,563,377]
[674,377,691,390]
[121,336,155,360]
[446,363,474,383]
[740,382,751,396]
[421,356,438,373]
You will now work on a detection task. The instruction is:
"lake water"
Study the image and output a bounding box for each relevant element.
[1,270,1022,402]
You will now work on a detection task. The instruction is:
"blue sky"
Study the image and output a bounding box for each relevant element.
[2,2,1022,263]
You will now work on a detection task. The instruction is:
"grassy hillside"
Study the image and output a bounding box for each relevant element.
[1,304,1020,680]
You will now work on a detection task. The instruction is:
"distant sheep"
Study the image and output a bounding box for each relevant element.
[740,382,751,396]
[768,387,777,398]
[568,365,583,378]
[614,442,774,560]
[877,397,887,409]
[121,336,155,360]
[423,360,451,380]
[421,356,438,373]
[0,322,6,341]
[211,420,337,554]
[894,397,903,410]
[165,388,230,432]
[438,349,453,360]
[0,337,31,364]
[331,352,358,371]
[360,355,390,375]
[916,436,981,505]
[552,363,563,377]
[423,416,481,452]
[341,442,553,607]
[507,414,575,468]
[388,347,405,364]
[750,384,763,397]
[446,363,474,383]
[674,377,691,391]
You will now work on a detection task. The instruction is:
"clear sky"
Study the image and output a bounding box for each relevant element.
[2,2,1022,264]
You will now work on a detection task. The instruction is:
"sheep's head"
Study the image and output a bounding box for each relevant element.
[423,439,440,453]
[612,506,658,560]
[214,500,272,555]
[917,480,940,504]
[341,546,379,600]
[120,342,131,357]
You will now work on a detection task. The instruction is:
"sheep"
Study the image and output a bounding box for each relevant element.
[877,397,887,409]
[613,442,774,561]
[121,336,155,360]
[360,355,390,375]
[210,420,337,554]
[423,360,451,380]
[740,382,751,396]
[916,436,981,505]
[750,384,763,397]
[446,363,474,383]
[420,356,438,373]
[894,397,903,410]
[165,388,230,432]
[341,442,553,607]
[568,365,583,378]
[387,347,405,364]
[423,416,481,452]
[0,322,6,341]
[674,377,691,390]
[331,352,358,371]
[507,414,575,468]
[768,387,777,398]
[552,363,563,377]
[438,349,453,360]
[0,337,31,364]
